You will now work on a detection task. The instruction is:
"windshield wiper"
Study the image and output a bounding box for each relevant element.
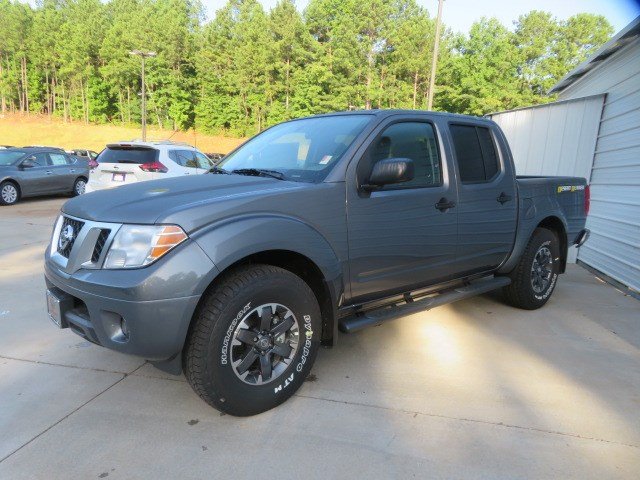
[207,165,230,174]
[232,168,285,180]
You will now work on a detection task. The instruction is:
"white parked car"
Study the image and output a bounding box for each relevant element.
[85,141,215,192]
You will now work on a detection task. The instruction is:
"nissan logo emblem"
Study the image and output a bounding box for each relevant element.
[58,224,75,250]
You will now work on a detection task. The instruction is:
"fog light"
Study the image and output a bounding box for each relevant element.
[120,318,130,339]
[101,311,130,343]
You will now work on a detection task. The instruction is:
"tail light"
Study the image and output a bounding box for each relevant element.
[139,161,168,173]
[584,184,590,216]
[88,159,99,170]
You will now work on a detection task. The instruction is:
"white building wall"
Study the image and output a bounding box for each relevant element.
[558,38,640,293]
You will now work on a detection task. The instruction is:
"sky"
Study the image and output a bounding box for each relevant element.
[17,0,640,34]
[200,0,640,34]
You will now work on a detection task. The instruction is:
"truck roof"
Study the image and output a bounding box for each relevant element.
[306,109,494,124]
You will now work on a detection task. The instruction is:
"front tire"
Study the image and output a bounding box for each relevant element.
[502,228,560,310]
[0,181,20,205]
[183,264,321,416]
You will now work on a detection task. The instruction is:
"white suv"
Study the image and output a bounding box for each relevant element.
[85,141,214,192]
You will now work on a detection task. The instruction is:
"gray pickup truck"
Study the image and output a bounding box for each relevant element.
[44,110,589,416]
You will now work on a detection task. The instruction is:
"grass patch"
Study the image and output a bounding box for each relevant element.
[0,114,246,154]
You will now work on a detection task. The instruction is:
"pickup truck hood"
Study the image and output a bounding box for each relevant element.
[62,174,305,228]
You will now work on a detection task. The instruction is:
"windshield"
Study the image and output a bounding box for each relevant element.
[0,151,26,166]
[219,115,373,182]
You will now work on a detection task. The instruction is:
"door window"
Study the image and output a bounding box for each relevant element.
[195,152,213,169]
[30,153,50,166]
[361,122,441,189]
[49,153,69,166]
[169,150,197,168]
[450,125,500,183]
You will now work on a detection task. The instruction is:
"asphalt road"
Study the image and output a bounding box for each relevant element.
[1,196,639,479]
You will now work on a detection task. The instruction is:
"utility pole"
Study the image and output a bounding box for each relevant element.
[427,0,444,110]
[129,50,156,141]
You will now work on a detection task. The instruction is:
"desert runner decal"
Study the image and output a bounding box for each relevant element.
[557,185,585,193]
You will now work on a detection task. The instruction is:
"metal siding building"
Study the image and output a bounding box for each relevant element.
[491,17,640,293]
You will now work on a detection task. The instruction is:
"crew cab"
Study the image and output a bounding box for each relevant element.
[44,111,589,416]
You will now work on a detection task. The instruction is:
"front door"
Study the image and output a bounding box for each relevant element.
[346,119,458,302]
[195,151,214,174]
[19,153,53,195]
[448,123,517,273]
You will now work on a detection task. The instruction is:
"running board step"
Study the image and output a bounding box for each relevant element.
[339,276,511,334]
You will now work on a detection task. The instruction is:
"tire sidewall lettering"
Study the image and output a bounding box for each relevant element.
[220,302,251,366]
[274,313,314,394]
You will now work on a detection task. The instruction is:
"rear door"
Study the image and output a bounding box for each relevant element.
[448,123,517,274]
[168,149,199,175]
[48,152,76,191]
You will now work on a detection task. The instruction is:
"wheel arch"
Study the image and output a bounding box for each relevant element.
[0,178,21,201]
[199,249,338,346]
[536,216,568,273]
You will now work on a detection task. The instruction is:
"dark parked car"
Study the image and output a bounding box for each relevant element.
[68,149,99,163]
[0,148,89,205]
[45,110,589,416]
[23,145,66,152]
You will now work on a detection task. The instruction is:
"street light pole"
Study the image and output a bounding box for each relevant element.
[427,0,444,110]
[129,50,156,141]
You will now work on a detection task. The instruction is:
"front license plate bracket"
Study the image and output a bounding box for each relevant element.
[46,288,73,329]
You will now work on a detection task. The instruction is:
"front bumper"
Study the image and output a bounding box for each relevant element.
[44,238,218,362]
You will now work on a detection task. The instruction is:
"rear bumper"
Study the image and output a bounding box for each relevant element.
[573,228,590,247]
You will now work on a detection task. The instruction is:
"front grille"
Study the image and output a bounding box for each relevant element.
[57,217,85,258]
[91,229,111,263]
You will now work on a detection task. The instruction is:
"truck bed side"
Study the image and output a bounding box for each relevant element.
[498,175,588,274]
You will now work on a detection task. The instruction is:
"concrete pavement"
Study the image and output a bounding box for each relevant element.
[1,197,639,479]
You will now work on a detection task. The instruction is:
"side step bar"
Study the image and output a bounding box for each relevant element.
[339,276,511,333]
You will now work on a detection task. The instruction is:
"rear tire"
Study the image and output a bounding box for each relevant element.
[72,177,87,196]
[502,228,560,310]
[183,264,321,416]
[0,181,20,205]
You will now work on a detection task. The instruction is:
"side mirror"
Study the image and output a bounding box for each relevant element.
[362,158,414,191]
[20,158,36,169]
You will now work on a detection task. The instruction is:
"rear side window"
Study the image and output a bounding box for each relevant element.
[97,147,158,164]
[168,150,197,168]
[450,125,500,183]
[49,153,70,165]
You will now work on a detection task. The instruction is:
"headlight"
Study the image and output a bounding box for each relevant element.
[103,225,187,269]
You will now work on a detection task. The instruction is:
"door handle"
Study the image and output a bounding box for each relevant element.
[435,197,456,211]
[46,170,53,175]
[497,192,512,204]
[69,169,75,173]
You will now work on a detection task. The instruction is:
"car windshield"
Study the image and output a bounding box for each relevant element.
[0,151,25,166]
[218,115,373,183]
